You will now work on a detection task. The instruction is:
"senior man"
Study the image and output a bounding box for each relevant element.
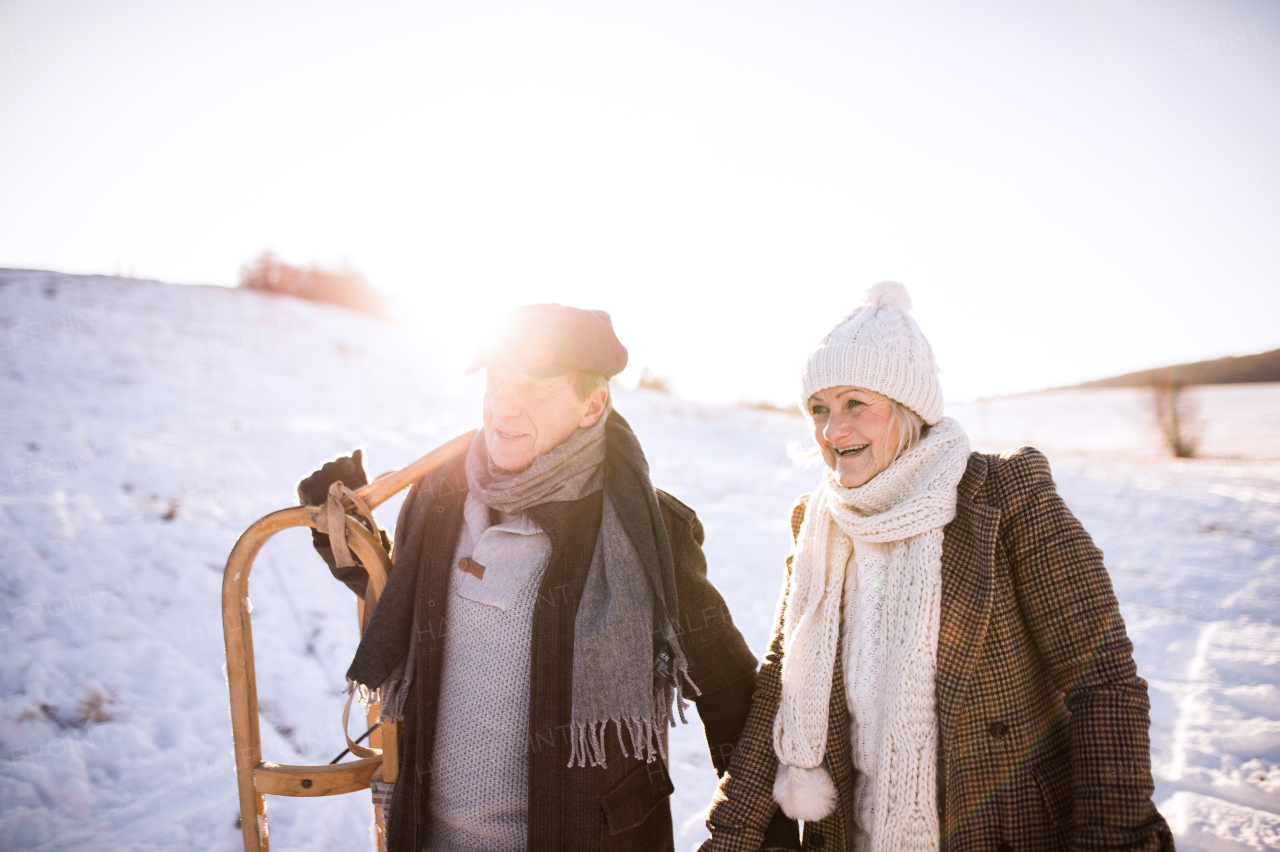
[299,304,800,852]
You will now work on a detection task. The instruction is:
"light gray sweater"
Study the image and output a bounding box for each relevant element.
[424,494,552,852]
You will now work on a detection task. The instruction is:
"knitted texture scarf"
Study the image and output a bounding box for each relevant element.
[772,417,970,849]
[348,408,693,770]
[466,408,693,767]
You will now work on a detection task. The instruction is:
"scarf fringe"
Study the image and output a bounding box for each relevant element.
[346,677,409,724]
[568,676,692,769]
[567,712,672,769]
[345,678,374,709]
[668,648,699,726]
[378,675,409,724]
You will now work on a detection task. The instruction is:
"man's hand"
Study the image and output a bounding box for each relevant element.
[297,450,389,596]
[297,449,370,506]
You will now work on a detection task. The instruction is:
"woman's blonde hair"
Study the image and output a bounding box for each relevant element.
[885,398,927,462]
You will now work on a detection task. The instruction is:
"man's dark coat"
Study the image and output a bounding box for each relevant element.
[366,451,785,851]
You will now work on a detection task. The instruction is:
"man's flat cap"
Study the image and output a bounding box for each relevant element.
[466,303,628,379]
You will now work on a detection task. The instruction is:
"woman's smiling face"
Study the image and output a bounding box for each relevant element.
[808,385,904,488]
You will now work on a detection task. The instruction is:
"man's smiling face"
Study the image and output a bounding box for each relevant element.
[482,367,605,472]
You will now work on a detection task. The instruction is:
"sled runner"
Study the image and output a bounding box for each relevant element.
[222,430,477,852]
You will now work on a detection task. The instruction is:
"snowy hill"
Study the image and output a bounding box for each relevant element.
[2,270,1279,851]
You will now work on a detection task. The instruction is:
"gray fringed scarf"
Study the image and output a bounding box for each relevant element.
[348,408,695,769]
[466,409,690,766]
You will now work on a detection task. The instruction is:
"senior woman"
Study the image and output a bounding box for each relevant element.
[703,282,1173,852]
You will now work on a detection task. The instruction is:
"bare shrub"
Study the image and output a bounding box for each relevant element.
[1151,366,1200,458]
[239,250,389,317]
[638,367,672,394]
[39,689,117,729]
[738,399,801,415]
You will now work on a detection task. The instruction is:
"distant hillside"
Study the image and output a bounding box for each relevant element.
[1073,348,1280,388]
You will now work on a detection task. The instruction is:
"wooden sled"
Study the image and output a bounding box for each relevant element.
[222,430,476,851]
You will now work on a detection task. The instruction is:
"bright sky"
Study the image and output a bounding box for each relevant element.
[2,0,1277,404]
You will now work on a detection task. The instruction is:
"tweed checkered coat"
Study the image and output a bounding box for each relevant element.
[704,447,1174,852]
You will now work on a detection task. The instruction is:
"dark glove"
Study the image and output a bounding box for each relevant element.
[762,811,802,851]
[296,449,390,597]
[696,812,801,852]
[297,449,370,506]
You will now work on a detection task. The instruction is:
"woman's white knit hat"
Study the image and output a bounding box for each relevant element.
[800,281,944,424]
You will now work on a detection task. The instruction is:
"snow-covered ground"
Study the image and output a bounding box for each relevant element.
[1,270,1277,851]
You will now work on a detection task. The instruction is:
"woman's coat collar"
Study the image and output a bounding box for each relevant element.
[936,452,999,751]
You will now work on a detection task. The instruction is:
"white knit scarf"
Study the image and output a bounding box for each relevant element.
[772,417,970,850]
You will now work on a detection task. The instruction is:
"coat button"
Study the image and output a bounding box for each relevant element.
[808,833,826,849]
[987,721,1009,738]
[997,843,1013,852]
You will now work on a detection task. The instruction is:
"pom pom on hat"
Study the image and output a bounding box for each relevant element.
[800,280,944,424]
[865,279,912,312]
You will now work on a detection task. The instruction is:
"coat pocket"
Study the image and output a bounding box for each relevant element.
[1030,749,1074,833]
[600,761,676,836]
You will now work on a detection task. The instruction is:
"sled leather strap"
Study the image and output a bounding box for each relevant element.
[360,577,379,634]
[317,481,382,570]
[342,689,381,760]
